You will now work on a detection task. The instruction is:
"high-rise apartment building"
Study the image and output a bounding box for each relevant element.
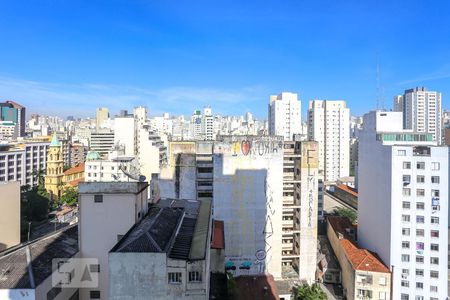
[268,92,302,141]
[202,106,214,140]
[96,107,109,130]
[307,100,350,182]
[394,87,442,144]
[0,100,26,137]
[0,140,49,186]
[90,131,115,157]
[358,111,448,300]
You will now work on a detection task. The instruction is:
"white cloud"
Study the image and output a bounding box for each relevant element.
[0,75,268,118]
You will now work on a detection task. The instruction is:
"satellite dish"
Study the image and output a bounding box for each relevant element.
[138,175,146,182]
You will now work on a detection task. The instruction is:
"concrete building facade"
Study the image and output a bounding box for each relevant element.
[0,182,20,251]
[268,92,302,141]
[358,111,448,300]
[78,182,149,300]
[307,100,350,182]
[394,87,442,144]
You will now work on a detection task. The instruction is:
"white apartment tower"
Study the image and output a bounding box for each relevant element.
[307,100,350,182]
[394,87,442,144]
[202,106,214,140]
[268,92,302,141]
[358,111,448,300]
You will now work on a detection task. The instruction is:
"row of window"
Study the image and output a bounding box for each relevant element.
[168,271,202,284]
[402,161,440,170]
[402,187,440,197]
[401,254,440,265]
[402,228,439,238]
[401,241,439,251]
[401,215,440,224]
[402,173,440,184]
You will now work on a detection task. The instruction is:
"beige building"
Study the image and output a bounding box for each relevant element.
[78,182,149,300]
[0,181,20,251]
[95,107,109,130]
[327,216,391,300]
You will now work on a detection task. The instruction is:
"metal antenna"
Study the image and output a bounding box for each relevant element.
[376,53,380,110]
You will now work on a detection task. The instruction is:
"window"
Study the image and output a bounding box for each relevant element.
[401,280,409,287]
[431,176,440,183]
[416,229,424,237]
[89,264,100,273]
[416,202,424,210]
[398,150,406,156]
[416,189,425,197]
[430,285,438,292]
[401,254,410,262]
[415,296,424,300]
[402,228,410,236]
[416,216,424,223]
[430,244,439,251]
[430,271,439,278]
[168,272,182,284]
[94,195,103,203]
[379,292,386,300]
[431,217,439,224]
[402,215,410,222]
[188,271,202,282]
[431,190,440,197]
[416,175,425,183]
[90,291,100,299]
[415,269,424,276]
[379,277,386,286]
[402,241,410,249]
[402,201,410,209]
[431,162,440,170]
[416,256,424,263]
[416,242,424,251]
[416,282,423,289]
[402,188,410,196]
[416,162,425,169]
[401,294,409,300]
[403,162,411,169]
[431,230,439,237]
[430,257,439,265]
[403,175,411,183]
[402,269,409,275]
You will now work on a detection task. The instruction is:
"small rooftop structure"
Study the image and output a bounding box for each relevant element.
[111,198,211,261]
[85,150,101,161]
[234,274,280,300]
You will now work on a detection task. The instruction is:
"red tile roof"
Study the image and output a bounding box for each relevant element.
[337,184,358,197]
[234,274,279,300]
[328,216,390,273]
[67,177,84,187]
[64,163,85,176]
[211,220,225,249]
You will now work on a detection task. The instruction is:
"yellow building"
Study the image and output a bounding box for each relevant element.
[45,134,64,200]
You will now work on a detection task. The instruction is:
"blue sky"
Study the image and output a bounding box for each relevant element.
[0,0,449,119]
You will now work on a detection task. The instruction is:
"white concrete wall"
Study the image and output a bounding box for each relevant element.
[213,138,283,279]
[114,117,135,156]
[79,187,147,300]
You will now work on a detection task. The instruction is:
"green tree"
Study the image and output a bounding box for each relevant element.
[60,186,78,206]
[294,283,327,300]
[333,207,357,223]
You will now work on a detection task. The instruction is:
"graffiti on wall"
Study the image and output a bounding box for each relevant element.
[214,137,283,157]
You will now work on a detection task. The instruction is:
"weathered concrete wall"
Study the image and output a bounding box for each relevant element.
[0,182,20,251]
[109,253,168,299]
[213,136,283,279]
[210,249,225,273]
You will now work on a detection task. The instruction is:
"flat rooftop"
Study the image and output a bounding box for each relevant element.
[111,198,211,261]
[78,181,148,194]
[0,225,78,289]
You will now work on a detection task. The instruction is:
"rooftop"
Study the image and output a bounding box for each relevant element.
[328,216,389,273]
[111,198,211,261]
[211,220,225,249]
[78,181,148,194]
[63,163,85,176]
[234,274,279,300]
[336,184,358,197]
[0,225,78,289]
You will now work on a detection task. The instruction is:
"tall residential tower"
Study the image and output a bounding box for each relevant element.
[268,92,302,141]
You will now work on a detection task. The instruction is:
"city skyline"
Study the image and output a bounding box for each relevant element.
[1,1,450,118]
